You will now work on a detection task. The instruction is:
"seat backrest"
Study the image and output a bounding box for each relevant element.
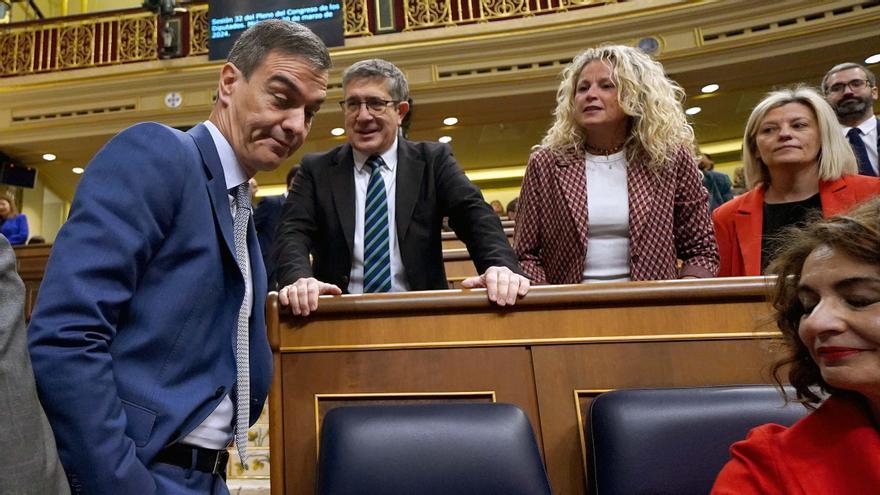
[316,402,552,495]
[587,385,808,495]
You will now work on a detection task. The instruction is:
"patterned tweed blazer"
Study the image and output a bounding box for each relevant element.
[514,145,719,284]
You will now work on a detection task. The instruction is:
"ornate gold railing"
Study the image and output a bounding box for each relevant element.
[0,10,159,76]
[1,0,622,78]
[401,0,621,30]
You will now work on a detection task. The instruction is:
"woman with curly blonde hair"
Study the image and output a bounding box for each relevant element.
[514,45,718,283]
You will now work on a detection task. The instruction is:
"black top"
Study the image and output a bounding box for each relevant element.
[761,193,822,272]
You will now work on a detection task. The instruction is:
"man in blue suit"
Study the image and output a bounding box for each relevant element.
[27,20,330,494]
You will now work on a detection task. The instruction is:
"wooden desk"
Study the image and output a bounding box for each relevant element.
[12,244,51,320]
[441,227,514,250]
[267,277,782,495]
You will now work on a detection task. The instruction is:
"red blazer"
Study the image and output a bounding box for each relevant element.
[713,175,880,276]
[711,394,880,495]
[514,145,718,283]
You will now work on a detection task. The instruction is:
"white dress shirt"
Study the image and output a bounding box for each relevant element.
[347,137,410,293]
[582,151,631,282]
[843,116,878,175]
[180,120,254,449]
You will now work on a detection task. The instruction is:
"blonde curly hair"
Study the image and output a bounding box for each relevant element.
[541,45,695,170]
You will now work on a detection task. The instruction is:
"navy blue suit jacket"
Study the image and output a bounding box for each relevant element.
[254,193,285,288]
[27,123,272,494]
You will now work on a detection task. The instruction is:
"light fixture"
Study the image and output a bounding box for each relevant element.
[685,106,702,116]
[866,53,880,65]
[330,127,345,136]
[438,136,452,143]
[442,117,459,126]
[701,83,719,94]
[43,153,57,161]
[72,167,84,174]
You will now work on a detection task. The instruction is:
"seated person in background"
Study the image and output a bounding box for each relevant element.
[713,86,880,277]
[712,197,880,494]
[515,44,718,283]
[490,199,505,217]
[0,192,28,246]
[731,166,747,196]
[699,152,733,211]
[274,59,529,315]
[506,197,518,221]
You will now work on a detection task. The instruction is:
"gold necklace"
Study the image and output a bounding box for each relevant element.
[585,142,625,156]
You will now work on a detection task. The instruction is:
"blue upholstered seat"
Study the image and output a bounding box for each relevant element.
[586,385,808,495]
[316,403,552,495]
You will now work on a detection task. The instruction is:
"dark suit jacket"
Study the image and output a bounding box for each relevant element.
[254,193,285,288]
[274,139,519,291]
[713,174,880,276]
[0,237,69,494]
[27,123,272,494]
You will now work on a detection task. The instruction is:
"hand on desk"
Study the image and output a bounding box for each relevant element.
[279,277,342,316]
[461,266,530,307]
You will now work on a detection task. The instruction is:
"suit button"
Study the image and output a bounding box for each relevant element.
[214,386,225,399]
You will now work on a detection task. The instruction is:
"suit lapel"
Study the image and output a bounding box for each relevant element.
[734,187,765,276]
[819,177,851,216]
[189,124,236,261]
[554,148,589,247]
[330,145,356,256]
[395,140,425,241]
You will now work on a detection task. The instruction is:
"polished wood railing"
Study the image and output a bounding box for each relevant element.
[267,278,782,495]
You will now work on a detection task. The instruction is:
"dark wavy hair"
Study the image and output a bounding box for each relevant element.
[767,197,880,407]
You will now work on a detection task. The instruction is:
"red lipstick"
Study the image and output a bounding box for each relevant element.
[817,347,863,362]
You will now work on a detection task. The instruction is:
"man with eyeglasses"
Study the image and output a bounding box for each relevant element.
[275,59,529,315]
[822,62,879,176]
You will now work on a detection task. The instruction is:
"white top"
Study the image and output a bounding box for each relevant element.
[348,136,410,293]
[843,116,878,174]
[582,151,631,283]
[180,120,254,449]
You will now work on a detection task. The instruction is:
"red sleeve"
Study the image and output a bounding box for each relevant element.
[711,424,788,495]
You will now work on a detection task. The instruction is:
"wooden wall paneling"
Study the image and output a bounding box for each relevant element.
[279,346,541,495]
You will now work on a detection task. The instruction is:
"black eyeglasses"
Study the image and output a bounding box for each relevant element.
[826,78,872,94]
[339,98,400,115]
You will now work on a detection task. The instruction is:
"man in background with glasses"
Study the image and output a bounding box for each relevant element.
[822,62,878,176]
[275,59,528,315]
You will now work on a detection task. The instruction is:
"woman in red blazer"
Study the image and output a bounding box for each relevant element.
[713,86,880,276]
[515,45,718,283]
[712,197,880,494]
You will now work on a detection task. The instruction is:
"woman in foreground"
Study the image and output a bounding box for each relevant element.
[711,197,880,493]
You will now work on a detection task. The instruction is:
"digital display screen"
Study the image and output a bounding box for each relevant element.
[209,0,345,60]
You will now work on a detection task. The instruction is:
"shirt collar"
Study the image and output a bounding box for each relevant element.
[843,115,878,136]
[203,120,249,192]
[352,136,398,174]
